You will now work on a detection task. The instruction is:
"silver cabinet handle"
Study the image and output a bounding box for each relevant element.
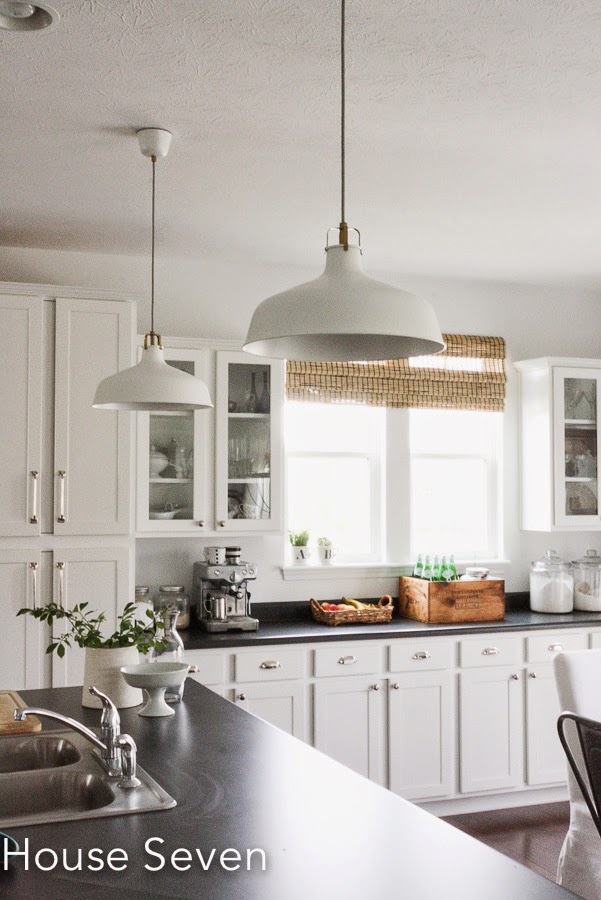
[482,647,499,656]
[57,470,66,523]
[372,683,381,691]
[218,520,226,528]
[259,660,281,670]
[338,655,357,666]
[548,643,564,652]
[238,693,247,701]
[30,470,39,524]
[391,682,400,690]
[511,673,519,680]
[529,672,537,679]
[29,562,38,609]
[56,561,65,608]
[412,651,431,661]
[197,521,205,527]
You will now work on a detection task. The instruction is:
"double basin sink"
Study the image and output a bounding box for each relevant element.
[0,731,175,828]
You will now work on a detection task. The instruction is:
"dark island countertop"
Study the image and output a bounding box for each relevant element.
[1,683,574,899]
[181,597,601,650]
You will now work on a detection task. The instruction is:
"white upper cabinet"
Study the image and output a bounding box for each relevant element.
[0,550,43,690]
[54,298,133,535]
[215,351,284,533]
[517,357,601,531]
[0,295,43,536]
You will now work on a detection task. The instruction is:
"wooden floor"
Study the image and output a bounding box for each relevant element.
[443,802,570,883]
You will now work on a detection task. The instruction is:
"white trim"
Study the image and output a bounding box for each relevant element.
[0,280,139,302]
[281,560,512,581]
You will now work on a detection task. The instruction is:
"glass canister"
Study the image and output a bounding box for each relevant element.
[155,585,191,630]
[572,549,601,612]
[530,550,574,614]
[150,609,186,703]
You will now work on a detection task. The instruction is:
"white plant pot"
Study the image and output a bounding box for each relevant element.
[317,546,334,564]
[292,546,310,564]
[82,646,143,709]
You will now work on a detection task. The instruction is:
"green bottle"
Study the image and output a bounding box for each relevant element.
[432,555,441,581]
[413,554,424,578]
[422,555,433,581]
[449,554,458,581]
[441,555,453,582]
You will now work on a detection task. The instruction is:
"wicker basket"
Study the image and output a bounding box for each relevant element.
[310,595,394,627]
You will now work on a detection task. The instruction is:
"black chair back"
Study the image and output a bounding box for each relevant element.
[558,711,601,840]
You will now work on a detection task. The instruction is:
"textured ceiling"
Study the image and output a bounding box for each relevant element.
[3,0,601,282]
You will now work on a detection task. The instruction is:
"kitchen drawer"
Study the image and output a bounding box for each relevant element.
[390,639,453,672]
[314,644,383,678]
[235,649,305,683]
[527,631,587,663]
[460,635,522,668]
[186,652,227,686]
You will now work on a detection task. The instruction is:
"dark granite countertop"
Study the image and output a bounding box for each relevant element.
[181,595,601,650]
[1,683,573,899]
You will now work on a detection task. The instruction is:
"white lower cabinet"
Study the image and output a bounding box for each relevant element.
[460,666,524,794]
[0,550,43,690]
[313,676,386,785]
[526,664,566,786]
[234,682,306,739]
[389,671,453,800]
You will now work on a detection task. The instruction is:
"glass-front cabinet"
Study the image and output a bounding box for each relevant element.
[136,346,209,532]
[215,351,283,532]
[554,368,600,528]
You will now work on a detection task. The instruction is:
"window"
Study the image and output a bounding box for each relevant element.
[285,401,385,560]
[409,409,503,560]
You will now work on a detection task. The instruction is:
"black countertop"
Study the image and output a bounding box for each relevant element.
[181,597,601,650]
[2,684,573,899]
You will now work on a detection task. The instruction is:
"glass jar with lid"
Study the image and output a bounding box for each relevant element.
[572,549,601,611]
[154,585,191,629]
[530,549,574,614]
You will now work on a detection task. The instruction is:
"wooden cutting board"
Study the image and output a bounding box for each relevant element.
[0,691,41,734]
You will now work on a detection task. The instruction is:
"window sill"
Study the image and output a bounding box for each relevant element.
[280,560,512,581]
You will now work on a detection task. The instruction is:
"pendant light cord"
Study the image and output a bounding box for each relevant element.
[339,0,349,249]
[150,154,156,336]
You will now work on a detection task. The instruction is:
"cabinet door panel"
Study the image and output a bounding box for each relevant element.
[0,551,42,690]
[389,671,453,800]
[54,299,133,535]
[313,677,385,785]
[526,665,566,786]
[235,682,306,739]
[0,296,42,536]
[51,548,131,688]
[460,666,523,793]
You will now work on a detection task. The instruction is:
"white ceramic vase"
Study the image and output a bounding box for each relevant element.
[293,546,310,564]
[82,646,143,709]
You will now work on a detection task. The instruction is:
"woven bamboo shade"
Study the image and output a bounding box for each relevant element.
[286,335,506,411]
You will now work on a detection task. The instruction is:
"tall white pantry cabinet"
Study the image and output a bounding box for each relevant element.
[0,284,136,691]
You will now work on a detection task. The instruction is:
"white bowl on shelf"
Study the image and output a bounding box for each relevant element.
[120,662,191,717]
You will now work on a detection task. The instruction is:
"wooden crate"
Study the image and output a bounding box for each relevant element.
[399,576,505,624]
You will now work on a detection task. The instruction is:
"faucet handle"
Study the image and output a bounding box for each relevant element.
[89,686,120,728]
[115,734,141,789]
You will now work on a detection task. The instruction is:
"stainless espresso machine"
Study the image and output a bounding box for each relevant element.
[193,557,258,632]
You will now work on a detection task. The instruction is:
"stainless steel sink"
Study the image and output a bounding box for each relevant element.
[0,731,176,828]
[0,734,81,773]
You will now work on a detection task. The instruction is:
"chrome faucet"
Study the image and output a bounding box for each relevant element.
[14,686,141,789]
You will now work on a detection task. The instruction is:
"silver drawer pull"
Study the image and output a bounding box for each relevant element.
[30,470,39,524]
[548,643,564,652]
[412,651,431,661]
[56,561,65,608]
[392,682,400,690]
[338,655,357,665]
[57,470,66,523]
[238,693,247,702]
[29,562,38,609]
[372,683,380,691]
[482,647,499,656]
[260,660,281,670]
[511,673,520,681]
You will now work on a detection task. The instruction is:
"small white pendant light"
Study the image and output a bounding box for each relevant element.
[244,0,444,362]
[94,129,213,411]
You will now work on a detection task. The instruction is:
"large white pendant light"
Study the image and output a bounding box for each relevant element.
[94,128,213,411]
[244,0,444,362]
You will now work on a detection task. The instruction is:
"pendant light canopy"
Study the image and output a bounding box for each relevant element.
[243,0,444,363]
[93,128,213,411]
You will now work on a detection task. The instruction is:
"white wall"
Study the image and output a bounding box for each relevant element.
[3,244,601,602]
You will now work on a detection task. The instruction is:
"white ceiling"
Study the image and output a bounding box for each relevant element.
[3,0,601,283]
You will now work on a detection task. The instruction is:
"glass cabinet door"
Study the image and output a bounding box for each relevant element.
[136,347,209,532]
[215,352,283,532]
[554,368,600,527]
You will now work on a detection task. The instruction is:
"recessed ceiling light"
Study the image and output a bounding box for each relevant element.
[0,2,58,31]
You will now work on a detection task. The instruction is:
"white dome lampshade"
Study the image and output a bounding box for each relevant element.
[93,335,213,411]
[244,243,445,362]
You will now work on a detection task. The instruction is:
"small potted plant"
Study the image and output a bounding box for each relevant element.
[17,601,167,709]
[289,529,310,564]
[317,536,334,564]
